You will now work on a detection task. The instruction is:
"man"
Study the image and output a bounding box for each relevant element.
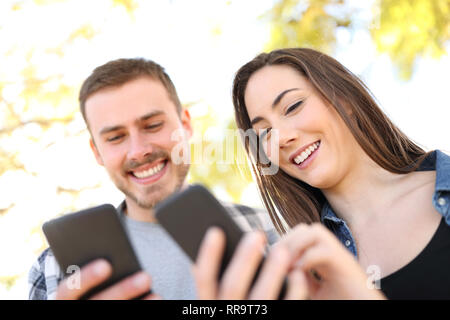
[28,58,278,300]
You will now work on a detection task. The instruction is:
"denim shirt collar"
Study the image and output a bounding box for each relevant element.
[319,150,450,257]
[434,150,450,192]
[321,150,450,220]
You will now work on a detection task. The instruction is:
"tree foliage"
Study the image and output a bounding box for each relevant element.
[187,104,254,203]
[372,0,450,79]
[0,0,140,293]
[264,0,450,79]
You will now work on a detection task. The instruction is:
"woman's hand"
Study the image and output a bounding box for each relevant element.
[193,223,386,300]
[192,227,309,300]
[279,223,386,300]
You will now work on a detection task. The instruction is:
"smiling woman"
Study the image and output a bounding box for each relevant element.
[233,48,429,232]
[225,47,450,299]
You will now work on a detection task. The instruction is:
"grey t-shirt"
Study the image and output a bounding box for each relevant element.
[121,214,197,300]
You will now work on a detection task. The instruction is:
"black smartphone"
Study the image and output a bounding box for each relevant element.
[42,204,150,300]
[154,184,287,299]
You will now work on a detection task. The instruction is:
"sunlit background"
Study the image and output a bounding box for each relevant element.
[1,0,449,299]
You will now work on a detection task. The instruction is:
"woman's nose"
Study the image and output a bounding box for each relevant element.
[277,126,297,149]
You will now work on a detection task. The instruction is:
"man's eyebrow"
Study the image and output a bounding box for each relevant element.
[250,88,300,126]
[99,125,123,135]
[99,111,165,135]
[138,110,165,122]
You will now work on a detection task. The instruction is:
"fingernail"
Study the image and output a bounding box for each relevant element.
[244,232,262,247]
[205,227,220,241]
[134,273,150,289]
[94,260,110,276]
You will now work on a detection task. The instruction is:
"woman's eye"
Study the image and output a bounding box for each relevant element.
[259,128,271,140]
[285,100,303,115]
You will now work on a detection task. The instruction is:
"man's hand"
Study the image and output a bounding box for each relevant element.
[55,259,160,300]
[192,228,308,300]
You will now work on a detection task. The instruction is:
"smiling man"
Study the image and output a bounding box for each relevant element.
[83,69,191,223]
[28,58,278,300]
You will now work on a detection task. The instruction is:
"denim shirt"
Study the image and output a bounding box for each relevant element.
[320,150,450,258]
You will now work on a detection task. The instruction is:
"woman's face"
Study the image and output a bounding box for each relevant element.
[244,64,361,190]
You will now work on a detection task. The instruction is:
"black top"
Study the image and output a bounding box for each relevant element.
[380,217,450,299]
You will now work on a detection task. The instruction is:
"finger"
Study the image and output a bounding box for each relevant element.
[218,231,266,300]
[90,271,152,300]
[280,224,318,258]
[280,223,332,263]
[56,259,112,300]
[284,269,309,300]
[247,244,291,300]
[193,227,226,299]
[294,244,331,278]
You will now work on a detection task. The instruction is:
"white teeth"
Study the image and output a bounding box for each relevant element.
[133,162,165,179]
[293,141,320,165]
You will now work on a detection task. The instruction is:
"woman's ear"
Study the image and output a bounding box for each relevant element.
[337,98,354,117]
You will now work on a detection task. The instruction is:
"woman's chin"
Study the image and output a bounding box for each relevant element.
[282,167,330,189]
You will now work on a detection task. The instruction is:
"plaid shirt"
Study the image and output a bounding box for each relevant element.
[28,200,279,300]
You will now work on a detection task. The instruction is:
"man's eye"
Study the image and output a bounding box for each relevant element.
[285,100,303,115]
[107,135,123,142]
[145,122,163,130]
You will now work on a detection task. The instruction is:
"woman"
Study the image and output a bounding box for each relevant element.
[193,48,450,300]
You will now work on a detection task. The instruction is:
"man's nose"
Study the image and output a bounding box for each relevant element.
[128,134,153,162]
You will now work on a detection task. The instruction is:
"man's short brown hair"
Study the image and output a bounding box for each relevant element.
[79,58,182,126]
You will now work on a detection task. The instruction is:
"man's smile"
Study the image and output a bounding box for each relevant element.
[128,159,169,184]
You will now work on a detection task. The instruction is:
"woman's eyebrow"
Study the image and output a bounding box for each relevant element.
[250,88,300,126]
[272,88,299,108]
[250,116,264,126]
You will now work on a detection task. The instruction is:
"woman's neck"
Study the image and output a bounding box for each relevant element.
[321,154,409,227]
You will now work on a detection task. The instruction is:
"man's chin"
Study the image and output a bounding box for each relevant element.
[133,189,168,209]
[117,163,189,209]
[126,183,180,210]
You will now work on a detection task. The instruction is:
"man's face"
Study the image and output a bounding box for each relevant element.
[85,76,192,209]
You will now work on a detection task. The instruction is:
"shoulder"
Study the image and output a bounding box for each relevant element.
[220,202,280,245]
[28,247,64,300]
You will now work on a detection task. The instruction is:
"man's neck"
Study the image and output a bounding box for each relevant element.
[124,199,157,223]
[124,183,190,223]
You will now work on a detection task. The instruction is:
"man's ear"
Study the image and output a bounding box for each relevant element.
[90,138,104,166]
[180,108,193,139]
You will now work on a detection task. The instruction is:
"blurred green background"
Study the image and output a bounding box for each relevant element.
[0,0,449,298]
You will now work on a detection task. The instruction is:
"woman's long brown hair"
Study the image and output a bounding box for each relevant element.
[232,48,429,234]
